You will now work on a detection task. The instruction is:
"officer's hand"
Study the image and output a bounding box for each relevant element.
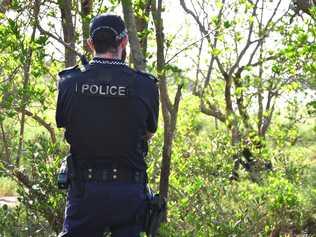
[145,132,154,141]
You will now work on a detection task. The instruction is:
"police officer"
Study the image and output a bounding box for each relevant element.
[56,13,159,237]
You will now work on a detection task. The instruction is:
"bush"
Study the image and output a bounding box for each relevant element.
[150,96,316,237]
[0,133,67,236]
[0,205,55,237]
[0,96,315,237]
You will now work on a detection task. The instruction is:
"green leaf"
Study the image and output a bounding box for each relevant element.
[211,48,221,56]
[224,21,232,29]
[215,0,223,9]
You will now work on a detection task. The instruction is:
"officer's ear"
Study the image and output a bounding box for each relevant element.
[87,38,95,53]
[119,35,128,50]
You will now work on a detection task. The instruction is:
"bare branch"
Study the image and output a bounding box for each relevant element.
[179,0,210,39]
[23,109,56,144]
[229,0,260,76]
[263,0,283,34]
[235,55,278,77]
[203,0,225,90]
[180,0,227,80]
[193,33,204,95]
[261,101,276,136]
[151,0,173,112]
[171,84,183,131]
[257,2,265,135]
[0,67,19,84]
[16,2,39,166]
[200,100,226,123]
[215,57,228,79]
[37,24,84,59]
[165,30,213,65]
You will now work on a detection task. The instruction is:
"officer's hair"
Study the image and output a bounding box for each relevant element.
[92,29,121,54]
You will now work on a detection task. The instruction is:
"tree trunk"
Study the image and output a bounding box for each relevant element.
[80,0,92,54]
[121,0,146,71]
[0,0,11,13]
[159,123,173,202]
[295,0,316,15]
[135,0,151,57]
[16,2,39,166]
[152,0,182,221]
[58,0,76,67]
[0,122,10,162]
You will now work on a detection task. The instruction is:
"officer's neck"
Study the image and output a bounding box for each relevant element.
[94,51,122,61]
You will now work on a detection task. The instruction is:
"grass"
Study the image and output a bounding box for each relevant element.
[0,176,17,196]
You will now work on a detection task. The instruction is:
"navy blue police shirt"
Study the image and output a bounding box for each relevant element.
[56,57,159,171]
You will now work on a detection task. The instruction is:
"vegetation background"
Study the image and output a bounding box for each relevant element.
[0,0,315,236]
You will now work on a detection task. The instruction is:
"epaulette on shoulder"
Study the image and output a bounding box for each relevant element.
[136,70,158,83]
[58,65,81,78]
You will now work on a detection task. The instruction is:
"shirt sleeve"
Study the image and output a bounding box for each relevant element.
[147,83,159,133]
[56,80,66,128]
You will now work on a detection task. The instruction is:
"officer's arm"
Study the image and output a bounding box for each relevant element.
[56,65,80,128]
[147,81,159,136]
[56,80,66,128]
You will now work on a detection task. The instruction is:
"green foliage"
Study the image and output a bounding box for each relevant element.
[0,1,315,237]
[15,134,66,234]
[149,96,316,237]
[0,177,17,196]
[0,134,67,236]
[0,204,55,237]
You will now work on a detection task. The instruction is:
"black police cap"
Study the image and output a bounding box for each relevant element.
[89,14,127,40]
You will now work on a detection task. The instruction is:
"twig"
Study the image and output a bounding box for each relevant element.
[164,25,183,61]
[165,30,213,65]
[37,24,83,58]
[0,67,19,84]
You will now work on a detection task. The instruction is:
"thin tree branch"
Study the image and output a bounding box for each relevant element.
[203,0,225,91]
[200,100,226,123]
[229,0,260,76]
[165,30,213,65]
[23,109,56,144]
[151,0,173,112]
[37,24,84,59]
[0,121,10,161]
[16,3,39,166]
[171,84,183,131]
[179,0,209,39]
[0,67,19,84]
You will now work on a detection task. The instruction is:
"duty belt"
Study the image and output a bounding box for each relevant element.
[79,166,147,184]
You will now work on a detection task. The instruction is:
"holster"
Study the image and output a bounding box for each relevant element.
[144,185,167,237]
[57,154,72,189]
[57,154,84,197]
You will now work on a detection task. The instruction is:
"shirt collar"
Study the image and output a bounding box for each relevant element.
[91,57,127,66]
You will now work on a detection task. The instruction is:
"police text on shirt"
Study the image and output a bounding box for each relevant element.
[77,83,128,97]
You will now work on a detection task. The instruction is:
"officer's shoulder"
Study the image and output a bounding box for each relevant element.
[58,65,81,79]
[135,70,158,84]
[58,65,82,89]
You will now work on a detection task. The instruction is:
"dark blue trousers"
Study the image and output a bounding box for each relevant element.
[58,182,146,237]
